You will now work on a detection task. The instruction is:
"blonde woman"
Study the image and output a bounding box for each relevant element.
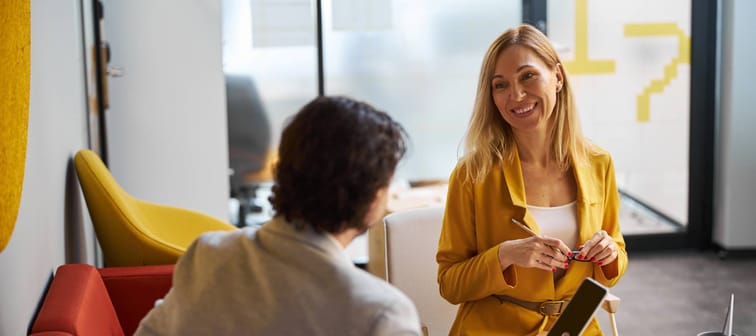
[437,24,627,335]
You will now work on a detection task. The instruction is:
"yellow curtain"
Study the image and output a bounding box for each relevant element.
[0,0,31,252]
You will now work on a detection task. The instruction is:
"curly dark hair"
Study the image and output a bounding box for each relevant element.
[270,96,408,233]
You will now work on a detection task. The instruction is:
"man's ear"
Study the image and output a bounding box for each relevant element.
[364,186,389,228]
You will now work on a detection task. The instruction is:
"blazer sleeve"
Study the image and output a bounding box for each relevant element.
[436,166,516,305]
[593,155,628,287]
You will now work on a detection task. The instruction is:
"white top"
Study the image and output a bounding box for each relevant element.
[528,201,579,249]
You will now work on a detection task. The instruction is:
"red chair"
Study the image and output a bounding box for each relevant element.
[30,263,174,336]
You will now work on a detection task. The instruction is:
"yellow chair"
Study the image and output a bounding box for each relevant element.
[74,149,237,266]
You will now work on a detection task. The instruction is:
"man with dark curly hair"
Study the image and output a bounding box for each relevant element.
[137,96,422,335]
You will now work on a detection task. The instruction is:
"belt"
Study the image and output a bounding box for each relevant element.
[493,295,569,316]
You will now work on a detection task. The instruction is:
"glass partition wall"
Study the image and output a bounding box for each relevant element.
[222,0,319,227]
[321,0,522,181]
[221,0,522,229]
[548,0,692,238]
[221,0,714,251]
[545,0,718,251]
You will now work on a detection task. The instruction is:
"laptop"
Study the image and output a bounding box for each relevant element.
[546,278,608,336]
[720,294,735,336]
[696,294,736,336]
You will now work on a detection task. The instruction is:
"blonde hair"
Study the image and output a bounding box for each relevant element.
[460,24,591,183]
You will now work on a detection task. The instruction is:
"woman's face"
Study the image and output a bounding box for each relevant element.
[490,45,562,135]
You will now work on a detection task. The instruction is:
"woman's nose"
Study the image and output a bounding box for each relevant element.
[509,84,525,101]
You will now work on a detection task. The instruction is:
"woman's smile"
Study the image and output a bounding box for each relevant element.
[510,102,537,116]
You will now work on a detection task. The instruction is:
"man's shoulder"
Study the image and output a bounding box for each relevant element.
[344,269,421,334]
[195,226,256,247]
[180,226,259,264]
[343,267,416,308]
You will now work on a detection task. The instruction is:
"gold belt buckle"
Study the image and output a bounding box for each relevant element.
[538,300,567,316]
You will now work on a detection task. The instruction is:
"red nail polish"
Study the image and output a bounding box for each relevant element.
[568,251,573,257]
[591,257,596,262]
[598,262,603,266]
[564,264,569,269]
[552,268,556,272]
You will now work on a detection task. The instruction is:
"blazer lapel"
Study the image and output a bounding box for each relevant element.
[501,149,541,234]
[572,161,599,245]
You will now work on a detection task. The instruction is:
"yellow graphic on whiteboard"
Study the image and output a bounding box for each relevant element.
[563,0,616,74]
[624,23,690,122]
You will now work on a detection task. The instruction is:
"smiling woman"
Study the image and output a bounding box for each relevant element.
[0,0,30,252]
[437,24,627,335]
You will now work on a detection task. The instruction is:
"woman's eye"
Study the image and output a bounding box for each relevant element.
[493,82,507,89]
[522,72,535,80]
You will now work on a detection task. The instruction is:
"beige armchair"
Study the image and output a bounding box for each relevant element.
[383,206,457,336]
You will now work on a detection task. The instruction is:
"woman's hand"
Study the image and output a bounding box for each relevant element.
[577,230,618,266]
[497,236,572,272]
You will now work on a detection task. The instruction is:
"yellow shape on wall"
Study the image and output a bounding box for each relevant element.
[624,23,690,122]
[0,0,31,252]
[563,0,616,75]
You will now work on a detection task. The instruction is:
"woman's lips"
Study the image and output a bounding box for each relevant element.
[511,102,537,115]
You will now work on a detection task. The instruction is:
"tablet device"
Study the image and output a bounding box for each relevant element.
[547,278,608,336]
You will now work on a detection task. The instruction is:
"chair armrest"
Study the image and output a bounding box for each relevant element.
[99,264,175,336]
[601,293,620,314]
[30,264,123,335]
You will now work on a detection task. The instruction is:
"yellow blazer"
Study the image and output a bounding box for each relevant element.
[437,148,628,336]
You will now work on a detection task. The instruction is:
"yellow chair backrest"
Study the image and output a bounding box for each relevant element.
[74,149,237,266]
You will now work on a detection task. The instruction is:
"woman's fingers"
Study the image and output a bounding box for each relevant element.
[533,236,569,270]
[543,252,570,270]
[593,248,617,266]
[579,231,618,265]
[499,236,572,272]
[540,236,572,262]
[531,254,558,272]
[578,231,604,260]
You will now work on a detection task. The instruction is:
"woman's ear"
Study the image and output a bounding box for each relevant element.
[555,63,565,89]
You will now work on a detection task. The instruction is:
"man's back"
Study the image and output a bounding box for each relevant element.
[136,217,421,336]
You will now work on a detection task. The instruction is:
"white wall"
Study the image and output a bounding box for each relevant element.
[103,0,230,220]
[0,0,95,334]
[0,1,230,334]
[714,0,756,249]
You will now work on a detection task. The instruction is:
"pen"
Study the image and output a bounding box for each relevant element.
[511,218,537,236]
[511,218,582,260]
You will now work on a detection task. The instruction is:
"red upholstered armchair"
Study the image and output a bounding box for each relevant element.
[30,263,174,336]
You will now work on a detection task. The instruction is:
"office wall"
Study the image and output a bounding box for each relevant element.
[714,0,756,249]
[0,0,95,334]
[102,0,230,221]
[0,1,229,334]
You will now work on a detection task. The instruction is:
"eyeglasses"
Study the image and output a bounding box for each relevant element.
[566,250,591,262]
[511,218,591,263]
